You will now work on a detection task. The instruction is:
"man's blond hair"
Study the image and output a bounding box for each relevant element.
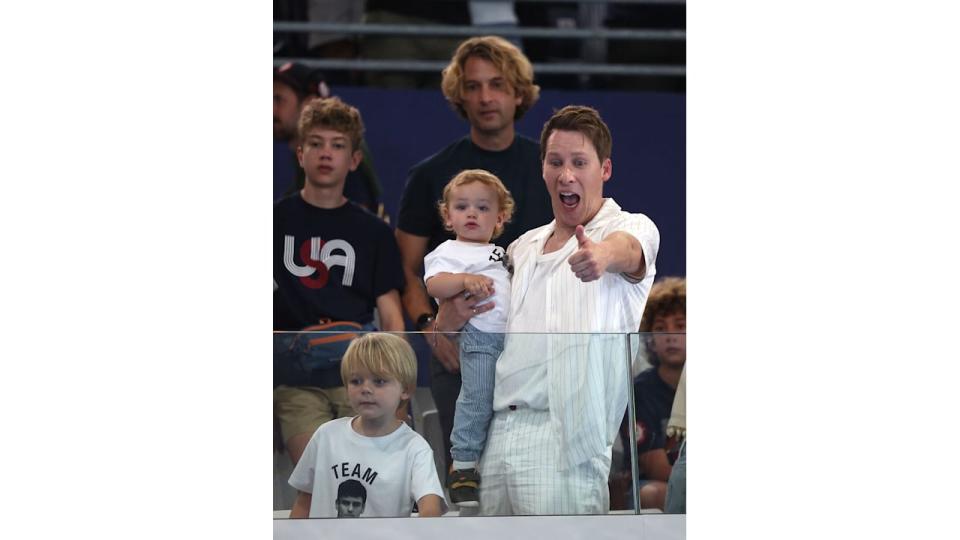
[441,36,540,121]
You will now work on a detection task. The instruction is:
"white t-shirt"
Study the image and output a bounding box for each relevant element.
[483,247,565,411]
[423,239,511,333]
[288,417,446,518]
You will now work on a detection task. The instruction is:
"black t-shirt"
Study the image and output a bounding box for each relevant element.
[621,368,680,477]
[397,135,553,254]
[273,195,404,331]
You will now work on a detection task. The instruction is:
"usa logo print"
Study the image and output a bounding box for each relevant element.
[283,235,356,289]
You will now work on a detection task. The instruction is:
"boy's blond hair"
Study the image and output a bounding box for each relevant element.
[440,36,540,121]
[437,169,516,240]
[297,96,364,152]
[340,333,417,410]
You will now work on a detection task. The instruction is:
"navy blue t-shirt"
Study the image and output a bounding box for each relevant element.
[273,195,403,331]
[621,368,680,477]
[397,135,553,254]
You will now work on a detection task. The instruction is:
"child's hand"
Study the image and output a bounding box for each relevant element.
[463,275,494,297]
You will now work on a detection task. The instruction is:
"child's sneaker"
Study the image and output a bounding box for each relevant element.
[447,468,480,507]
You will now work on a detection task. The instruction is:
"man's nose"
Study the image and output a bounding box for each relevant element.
[479,85,492,103]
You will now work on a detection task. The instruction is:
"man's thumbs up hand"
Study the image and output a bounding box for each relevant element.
[575,224,590,247]
[568,225,609,282]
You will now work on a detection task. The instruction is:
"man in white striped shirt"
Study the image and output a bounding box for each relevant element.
[435,105,660,515]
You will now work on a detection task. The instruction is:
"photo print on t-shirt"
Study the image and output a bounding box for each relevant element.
[335,478,367,518]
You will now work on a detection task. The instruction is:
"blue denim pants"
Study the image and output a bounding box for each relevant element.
[664,439,686,513]
[450,323,504,463]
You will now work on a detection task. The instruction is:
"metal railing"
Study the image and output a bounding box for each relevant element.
[272,57,684,77]
[273,22,684,42]
[431,0,684,4]
[273,0,685,79]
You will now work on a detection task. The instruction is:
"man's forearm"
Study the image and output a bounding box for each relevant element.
[376,290,406,332]
[602,231,645,276]
[402,278,435,322]
[396,229,435,321]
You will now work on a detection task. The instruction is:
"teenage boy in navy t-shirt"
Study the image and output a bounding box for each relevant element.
[274,96,405,467]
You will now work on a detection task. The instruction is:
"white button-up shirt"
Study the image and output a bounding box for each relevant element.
[493,198,660,469]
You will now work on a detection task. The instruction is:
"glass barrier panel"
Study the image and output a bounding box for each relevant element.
[620,332,687,516]
[272,330,684,519]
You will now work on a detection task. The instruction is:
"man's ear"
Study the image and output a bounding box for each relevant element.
[601,158,612,183]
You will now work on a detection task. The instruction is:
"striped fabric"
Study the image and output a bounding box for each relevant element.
[498,199,660,469]
[478,198,660,515]
[479,409,610,515]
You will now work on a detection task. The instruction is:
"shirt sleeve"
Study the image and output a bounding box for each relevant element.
[422,244,466,284]
[288,429,320,494]
[409,438,447,512]
[605,212,660,283]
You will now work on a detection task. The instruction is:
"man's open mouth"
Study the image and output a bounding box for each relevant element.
[559,192,580,207]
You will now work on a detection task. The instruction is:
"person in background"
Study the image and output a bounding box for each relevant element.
[273,62,385,219]
[361,1,467,88]
[469,1,522,50]
[274,97,404,466]
[664,364,686,514]
[395,35,553,485]
[623,277,686,511]
[303,0,366,86]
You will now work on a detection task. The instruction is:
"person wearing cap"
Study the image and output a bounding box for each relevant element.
[273,62,386,220]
